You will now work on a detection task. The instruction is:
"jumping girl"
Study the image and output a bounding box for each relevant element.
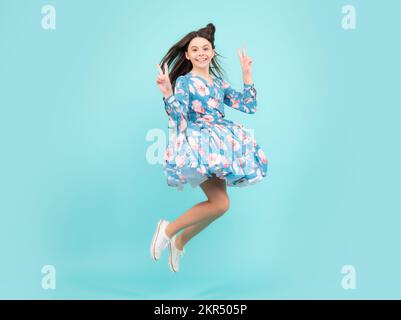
[151,23,268,272]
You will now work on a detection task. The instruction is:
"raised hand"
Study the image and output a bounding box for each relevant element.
[156,63,173,98]
[237,46,253,84]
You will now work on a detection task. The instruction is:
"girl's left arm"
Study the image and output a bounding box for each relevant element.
[222,81,257,114]
[222,45,257,114]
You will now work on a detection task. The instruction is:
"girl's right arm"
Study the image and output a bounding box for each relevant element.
[156,64,189,132]
[162,76,190,125]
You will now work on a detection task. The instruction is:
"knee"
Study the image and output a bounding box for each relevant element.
[211,196,230,217]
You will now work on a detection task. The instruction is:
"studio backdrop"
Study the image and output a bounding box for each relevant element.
[0,0,400,299]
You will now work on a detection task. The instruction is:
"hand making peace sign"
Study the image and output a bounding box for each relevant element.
[156,62,173,98]
[237,46,253,82]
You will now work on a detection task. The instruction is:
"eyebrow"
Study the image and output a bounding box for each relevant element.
[190,45,210,49]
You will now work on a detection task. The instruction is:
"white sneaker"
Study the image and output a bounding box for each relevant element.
[150,220,171,261]
[168,235,185,273]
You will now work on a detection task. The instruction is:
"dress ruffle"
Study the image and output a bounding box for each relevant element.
[163,117,268,191]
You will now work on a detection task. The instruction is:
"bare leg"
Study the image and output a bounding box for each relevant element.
[165,175,230,249]
[174,215,220,250]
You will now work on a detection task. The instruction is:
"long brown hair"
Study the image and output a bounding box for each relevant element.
[159,23,226,88]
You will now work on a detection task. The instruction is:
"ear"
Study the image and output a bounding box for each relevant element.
[185,52,189,60]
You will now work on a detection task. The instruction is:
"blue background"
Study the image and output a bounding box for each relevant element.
[0,0,400,299]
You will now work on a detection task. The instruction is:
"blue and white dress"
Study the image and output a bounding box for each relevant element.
[162,71,268,191]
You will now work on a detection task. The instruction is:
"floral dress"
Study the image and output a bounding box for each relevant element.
[162,71,268,191]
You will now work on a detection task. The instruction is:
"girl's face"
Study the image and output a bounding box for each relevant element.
[185,37,215,70]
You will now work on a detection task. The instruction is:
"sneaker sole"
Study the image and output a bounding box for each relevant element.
[150,220,163,261]
[168,242,178,273]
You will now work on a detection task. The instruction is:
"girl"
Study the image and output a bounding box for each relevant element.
[151,23,268,272]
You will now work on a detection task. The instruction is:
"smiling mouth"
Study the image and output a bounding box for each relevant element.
[195,58,207,62]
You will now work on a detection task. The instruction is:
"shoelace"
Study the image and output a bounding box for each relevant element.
[161,234,171,249]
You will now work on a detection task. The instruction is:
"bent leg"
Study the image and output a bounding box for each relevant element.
[166,175,230,247]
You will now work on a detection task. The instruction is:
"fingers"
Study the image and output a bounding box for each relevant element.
[164,62,169,76]
[156,62,170,82]
[237,45,249,60]
[157,64,163,75]
[237,48,242,60]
